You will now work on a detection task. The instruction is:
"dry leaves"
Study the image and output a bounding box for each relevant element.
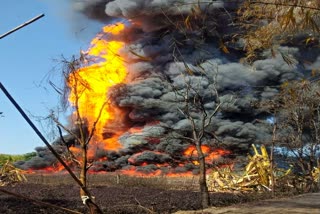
[0,161,27,186]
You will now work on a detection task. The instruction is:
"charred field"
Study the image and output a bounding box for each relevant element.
[0,173,283,214]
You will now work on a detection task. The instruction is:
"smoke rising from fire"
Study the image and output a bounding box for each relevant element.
[16,1,311,174]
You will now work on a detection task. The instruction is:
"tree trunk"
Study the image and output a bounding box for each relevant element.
[195,143,210,208]
[79,144,102,214]
[79,142,88,200]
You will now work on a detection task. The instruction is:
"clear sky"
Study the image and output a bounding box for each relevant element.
[0,0,104,154]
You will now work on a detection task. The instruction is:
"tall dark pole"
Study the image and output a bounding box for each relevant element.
[0,14,45,39]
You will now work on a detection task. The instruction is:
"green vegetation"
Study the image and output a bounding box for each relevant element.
[0,152,36,166]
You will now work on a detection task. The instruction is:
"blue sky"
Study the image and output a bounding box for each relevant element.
[0,0,104,154]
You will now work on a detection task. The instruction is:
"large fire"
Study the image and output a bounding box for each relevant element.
[23,22,233,176]
[68,22,127,151]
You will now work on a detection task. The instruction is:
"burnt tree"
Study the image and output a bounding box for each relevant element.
[171,67,221,208]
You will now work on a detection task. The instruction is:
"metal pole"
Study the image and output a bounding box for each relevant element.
[0,14,45,39]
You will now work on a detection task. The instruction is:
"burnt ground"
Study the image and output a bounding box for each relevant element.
[0,183,253,214]
[0,173,309,214]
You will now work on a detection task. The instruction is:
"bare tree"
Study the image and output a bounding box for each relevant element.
[50,56,104,214]
[160,6,223,206]
[260,79,320,192]
[279,80,320,171]
[170,66,221,208]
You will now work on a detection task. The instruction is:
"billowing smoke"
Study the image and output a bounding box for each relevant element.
[15,145,64,170]
[16,0,312,174]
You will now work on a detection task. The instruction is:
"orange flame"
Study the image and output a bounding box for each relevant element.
[24,163,67,174]
[68,22,127,151]
[184,145,231,165]
[120,167,163,177]
[119,166,195,177]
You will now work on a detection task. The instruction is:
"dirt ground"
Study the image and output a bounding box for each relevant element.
[0,183,252,214]
[175,192,320,214]
[0,174,319,214]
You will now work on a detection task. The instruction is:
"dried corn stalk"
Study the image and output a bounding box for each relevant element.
[0,161,27,186]
[207,144,290,192]
[312,166,320,182]
[207,166,244,192]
